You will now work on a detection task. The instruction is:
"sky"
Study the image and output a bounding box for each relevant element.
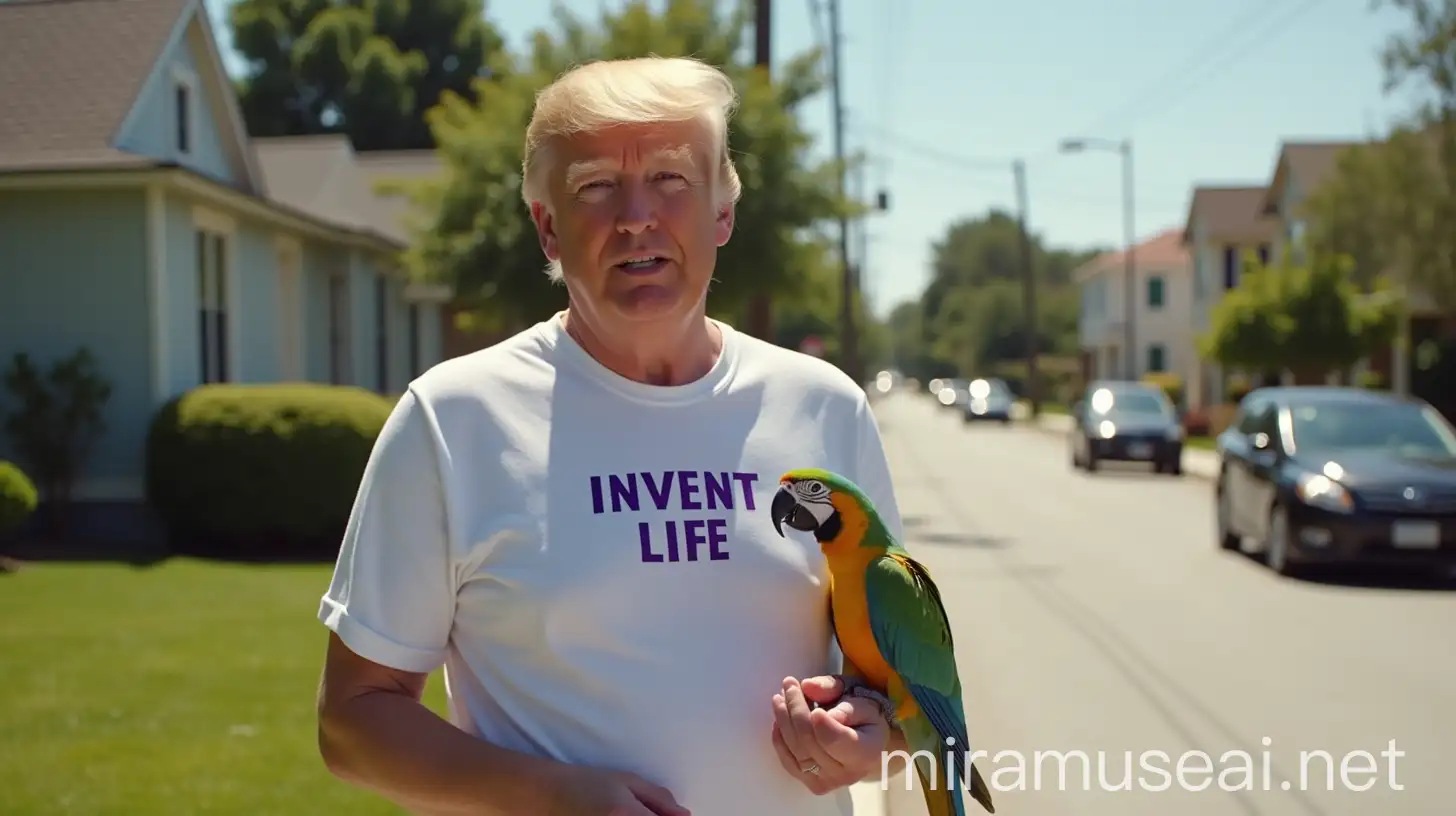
[204,0,1423,317]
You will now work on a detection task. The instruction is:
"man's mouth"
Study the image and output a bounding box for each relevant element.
[615,255,669,274]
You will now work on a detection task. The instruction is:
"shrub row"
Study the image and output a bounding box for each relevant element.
[0,461,38,537]
[145,383,396,558]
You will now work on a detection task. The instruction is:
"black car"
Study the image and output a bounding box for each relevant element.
[963,378,1013,424]
[1214,386,1456,577]
[1069,381,1185,475]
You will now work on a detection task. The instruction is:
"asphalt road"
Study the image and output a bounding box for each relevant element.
[862,391,1454,816]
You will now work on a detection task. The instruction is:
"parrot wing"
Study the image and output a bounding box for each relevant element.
[864,552,969,759]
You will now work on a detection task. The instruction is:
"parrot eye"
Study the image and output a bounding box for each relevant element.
[802,479,829,498]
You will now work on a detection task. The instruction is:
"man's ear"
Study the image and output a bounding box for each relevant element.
[531,201,560,260]
[714,203,736,247]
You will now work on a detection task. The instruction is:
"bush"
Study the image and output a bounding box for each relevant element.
[0,461,38,536]
[145,383,396,557]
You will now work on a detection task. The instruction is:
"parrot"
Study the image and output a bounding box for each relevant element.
[770,467,995,816]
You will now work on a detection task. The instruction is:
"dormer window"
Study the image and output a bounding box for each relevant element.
[174,81,191,154]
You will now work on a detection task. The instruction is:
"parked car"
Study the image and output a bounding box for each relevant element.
[1069,380,1185,475]
[1214,386,1456,577]
[963,377,1013,424]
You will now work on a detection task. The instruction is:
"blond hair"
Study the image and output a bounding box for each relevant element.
[522,56,743,280]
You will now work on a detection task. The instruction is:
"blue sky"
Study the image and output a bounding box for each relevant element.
[204,0,1421,316]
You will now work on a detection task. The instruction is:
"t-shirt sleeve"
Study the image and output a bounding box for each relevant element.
[853,393,905,544]
[318,388,456,674]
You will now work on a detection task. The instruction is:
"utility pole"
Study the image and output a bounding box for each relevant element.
[747,0,775,343]
[828,0,858,385]
[1120,139,1136,381]
[1014,159,1038,416]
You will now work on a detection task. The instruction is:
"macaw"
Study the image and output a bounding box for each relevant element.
[771,468,994,816]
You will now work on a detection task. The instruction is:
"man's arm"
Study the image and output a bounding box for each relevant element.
[317,634,560,816]
[313,390,559,814]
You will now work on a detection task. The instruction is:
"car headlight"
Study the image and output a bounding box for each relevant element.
[1295,472,1354,514]
[970,399,987,414]
[1165,425,1184,441]
[1098,420,1116,439]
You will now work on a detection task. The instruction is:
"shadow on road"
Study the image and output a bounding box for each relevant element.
[912,531,1012,548]
[1230,552,1456,592]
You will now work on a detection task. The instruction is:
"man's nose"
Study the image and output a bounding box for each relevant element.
[615,182,658,234]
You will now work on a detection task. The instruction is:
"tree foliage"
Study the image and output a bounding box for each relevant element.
[884,210,1100,397]
[229,0,507,150]
[1200,246,1402,383]
[1304,0,1455,307]
[389,0,850,336]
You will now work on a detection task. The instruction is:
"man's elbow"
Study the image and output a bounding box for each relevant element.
[317,701,363,782]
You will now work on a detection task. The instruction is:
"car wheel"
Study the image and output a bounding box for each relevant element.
[1216,481,1240,550]
[1166,455,1183,476]
[1265,504,1299,577]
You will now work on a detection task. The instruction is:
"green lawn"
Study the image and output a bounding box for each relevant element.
[1,559,447,815]
[1186,435,1216,450]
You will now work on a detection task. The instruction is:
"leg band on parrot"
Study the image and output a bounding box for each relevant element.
[832,675,900,729]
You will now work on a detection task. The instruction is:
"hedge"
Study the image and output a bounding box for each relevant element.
[145,383,395,557]
[0,461,38,536]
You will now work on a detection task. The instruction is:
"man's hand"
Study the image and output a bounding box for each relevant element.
[541,764,691,816]
[771,676,893,795]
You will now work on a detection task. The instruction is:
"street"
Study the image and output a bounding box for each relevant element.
[861,392,1454,816]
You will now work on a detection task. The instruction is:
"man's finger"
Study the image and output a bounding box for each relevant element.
[800,675,845,704]
[771,724,802,776]
[772,689,808,764]
[784,677,847,776]
[621,774,690,816]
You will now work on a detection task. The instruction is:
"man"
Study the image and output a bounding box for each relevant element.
[315,55,907,816]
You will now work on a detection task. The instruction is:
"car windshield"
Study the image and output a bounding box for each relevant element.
[970,379,1009,399]
[1090,388,1170,417]
[1289,401,1456,457]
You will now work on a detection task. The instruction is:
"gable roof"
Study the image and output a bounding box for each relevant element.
[0,0,189,172]
[1072,228,1189,283]
[1257,140,1361,216]
[0,0,263,192]
[1182,186,1279,245]
[253,137,444,246]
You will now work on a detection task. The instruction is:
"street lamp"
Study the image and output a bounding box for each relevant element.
[1061,137,1136,381]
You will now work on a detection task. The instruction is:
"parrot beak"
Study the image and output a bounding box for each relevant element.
[771,484,822,537]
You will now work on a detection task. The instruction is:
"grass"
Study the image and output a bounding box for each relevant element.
[1185,434,1216,450]
[0,558,447,815]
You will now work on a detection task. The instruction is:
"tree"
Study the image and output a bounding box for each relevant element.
[1304,1,1455,307]
[1200,247,1401,384]
[394,0,849,339]
[228,0,507,150]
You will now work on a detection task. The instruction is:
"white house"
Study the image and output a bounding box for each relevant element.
[1182,185,1278,407]
[1075,228,1194,393]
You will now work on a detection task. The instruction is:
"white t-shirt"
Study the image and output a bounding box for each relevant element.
[319,313,904,816]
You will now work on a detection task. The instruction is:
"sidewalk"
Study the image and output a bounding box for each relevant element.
[1024,412,1221,479]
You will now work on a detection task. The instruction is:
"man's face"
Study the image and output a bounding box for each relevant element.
[530,119,734,325]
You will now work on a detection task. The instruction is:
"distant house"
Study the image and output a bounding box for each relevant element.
[0,0,451,543]
[1257,139,1447,399]
[1182,185,1279,407]
[1074,229,1193,393]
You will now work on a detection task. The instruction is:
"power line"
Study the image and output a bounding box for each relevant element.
[1071,0,1326,139]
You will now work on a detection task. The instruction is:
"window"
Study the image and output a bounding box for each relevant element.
[174,82,191,154]
[1146,343,1166,373]
[328,274,350,385]
[197,230,228,383]
[374,275,389,393]
[1223,245,1238,290]
[408,304,421,379]
[1257,243,1271,265]
[1146,275,1165,309]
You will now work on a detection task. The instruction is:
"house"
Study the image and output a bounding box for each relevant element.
[1074,228,1193,394]
[0,0,451,544]
[1182,185,1279,407]
[1257,138,1445,400]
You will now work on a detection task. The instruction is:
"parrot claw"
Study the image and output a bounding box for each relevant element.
[832,675,900,729]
